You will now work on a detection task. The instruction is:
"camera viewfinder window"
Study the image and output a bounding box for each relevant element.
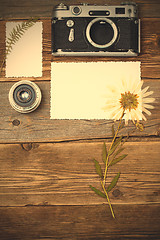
[116,8,125,14]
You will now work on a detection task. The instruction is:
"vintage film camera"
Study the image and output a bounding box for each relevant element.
[52,3,140,56]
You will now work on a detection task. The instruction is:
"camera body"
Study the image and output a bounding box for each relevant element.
[52,3,140,57]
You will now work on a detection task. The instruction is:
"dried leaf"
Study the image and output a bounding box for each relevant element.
[89,185,106,198]
[120,122,125,130]
[136,122,144,131]
[6,18,38,57]
[7,37,12,42]
[108,154,127,167]
[0,18,38,77]
[107,172,121,193]
[112,147,125,160]
[108,137,122,156]
[112,124,115,137]
[112,136,122,148]
[94,159,103,179]
[102,142,107,163]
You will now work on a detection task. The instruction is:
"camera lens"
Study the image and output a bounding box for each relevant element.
[14,84,35,107]
[86,18,118,49]
[9,80,42,113]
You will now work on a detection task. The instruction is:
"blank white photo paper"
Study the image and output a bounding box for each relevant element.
[51,61,141,120]
[6,21,43,77]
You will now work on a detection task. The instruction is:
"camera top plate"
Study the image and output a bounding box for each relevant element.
[53,3,138,19]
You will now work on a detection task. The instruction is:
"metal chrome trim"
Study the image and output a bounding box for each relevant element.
[53,4,138,18]
[138,19,141,53]
[52,50,138,57]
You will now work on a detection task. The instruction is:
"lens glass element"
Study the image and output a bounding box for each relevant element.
[13,84,36,107]
[9,80,42,113]
[19,91,30,101]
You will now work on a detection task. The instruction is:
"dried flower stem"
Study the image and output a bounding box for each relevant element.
[100,180,115,218]
[102,111,125,218]
[103,111,124,185]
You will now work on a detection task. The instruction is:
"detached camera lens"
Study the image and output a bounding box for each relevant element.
[9,80,42,113]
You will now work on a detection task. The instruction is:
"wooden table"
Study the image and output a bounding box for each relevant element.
[0,0,160,239]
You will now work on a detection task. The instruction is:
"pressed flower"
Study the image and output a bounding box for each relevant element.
[91,77,156,219]
[103,78,155,124]
[119,91,139,111]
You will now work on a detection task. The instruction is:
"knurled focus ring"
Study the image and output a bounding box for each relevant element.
[9,80,42,113]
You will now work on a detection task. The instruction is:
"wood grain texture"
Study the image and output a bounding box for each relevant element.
[0,141,159,206]
[0,80,159,143]
[0,82,159,142]
[0,1,160,239]
[0,204,160,240]
[1,17,159,143]
[0,0,160,19]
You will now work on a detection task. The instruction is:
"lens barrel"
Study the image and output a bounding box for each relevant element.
[9,80,42,113]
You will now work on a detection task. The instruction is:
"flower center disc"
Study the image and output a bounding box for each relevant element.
[120,91,139,111]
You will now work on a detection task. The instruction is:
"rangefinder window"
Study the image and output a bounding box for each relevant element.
[89,11,110,16]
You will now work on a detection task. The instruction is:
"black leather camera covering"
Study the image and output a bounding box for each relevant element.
[52,17,139,53]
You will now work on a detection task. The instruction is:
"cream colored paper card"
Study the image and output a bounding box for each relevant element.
[51,62,141,119]
[6,22,42,77]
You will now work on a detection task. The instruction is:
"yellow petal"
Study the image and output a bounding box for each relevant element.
[143,103,154,109]
[142,113,147,121]
[143,98,155,103]
[142,107,151,116]
[142,86,149,94]
[142,91,154,98]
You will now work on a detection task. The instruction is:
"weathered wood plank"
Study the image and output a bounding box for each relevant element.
[0,0,160,19]
[1,18,160,81]
[0,1,159,239]
[0,80,159,143]
[0,142,159,206]
[0,204,159,240]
